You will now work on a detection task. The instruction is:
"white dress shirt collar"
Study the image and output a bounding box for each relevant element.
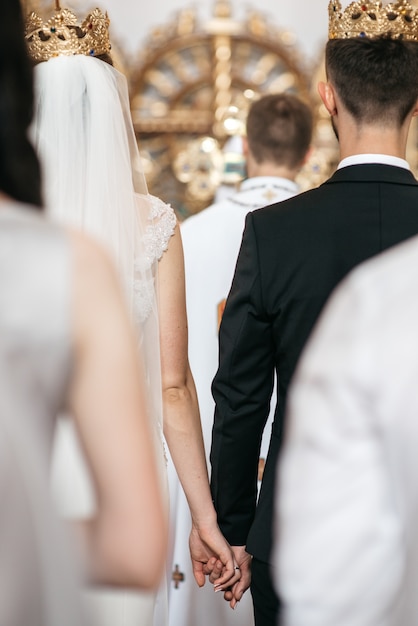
[338,154,410,171]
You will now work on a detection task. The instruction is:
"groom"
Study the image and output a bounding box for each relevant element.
[210,2,418,624]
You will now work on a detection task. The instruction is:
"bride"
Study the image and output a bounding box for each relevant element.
[26,2,240,624]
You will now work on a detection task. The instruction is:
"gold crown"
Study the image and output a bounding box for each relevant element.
[329,1,418,40]
[25,1,111,62]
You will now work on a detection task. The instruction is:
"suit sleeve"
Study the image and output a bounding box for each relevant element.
[210,211,275,546]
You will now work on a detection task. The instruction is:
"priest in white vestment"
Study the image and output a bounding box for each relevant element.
[275,233,418,626]
[167,93,313,626]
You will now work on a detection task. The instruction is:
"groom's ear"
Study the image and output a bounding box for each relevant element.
[318,80,337,116]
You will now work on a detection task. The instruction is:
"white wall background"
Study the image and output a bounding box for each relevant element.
[68,0,330,69]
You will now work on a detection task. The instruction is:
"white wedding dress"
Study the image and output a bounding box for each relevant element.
[32,55,176,626]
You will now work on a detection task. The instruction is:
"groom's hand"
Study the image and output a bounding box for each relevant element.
[213,545,252,609]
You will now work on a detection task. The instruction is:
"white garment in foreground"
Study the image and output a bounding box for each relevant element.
[167,177,299,626]
[0,402,84,626]
[275,234,418,625]
[0,205,84,626]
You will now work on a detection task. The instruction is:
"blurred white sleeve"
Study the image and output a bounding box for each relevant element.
[274,274,404,626]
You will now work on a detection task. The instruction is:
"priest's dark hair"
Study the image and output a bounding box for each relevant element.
[326,37,418,127]
[246,93,313,170]
[0,0,42,207]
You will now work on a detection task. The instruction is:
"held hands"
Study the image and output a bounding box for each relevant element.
[189,522,251,610]
[210,545,252,609]
[188,522,241,591]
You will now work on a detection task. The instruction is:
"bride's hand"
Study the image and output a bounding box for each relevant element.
[188,522,241,589]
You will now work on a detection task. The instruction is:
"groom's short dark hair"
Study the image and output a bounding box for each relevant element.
[326,37,418,126]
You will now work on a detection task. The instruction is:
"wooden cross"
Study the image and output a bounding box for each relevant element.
[172,564,185,589]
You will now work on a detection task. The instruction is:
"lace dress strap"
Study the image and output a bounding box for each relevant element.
[134,196,176,324]
[144,195,177,266]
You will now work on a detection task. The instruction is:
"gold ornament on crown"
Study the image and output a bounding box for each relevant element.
[25,0,111,62]
[328,0,418,40]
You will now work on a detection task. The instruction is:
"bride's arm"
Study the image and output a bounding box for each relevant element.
[68,231,167,590]
[158,224,240,589]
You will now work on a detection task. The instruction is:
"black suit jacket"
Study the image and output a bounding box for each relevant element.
[210,164,418,563]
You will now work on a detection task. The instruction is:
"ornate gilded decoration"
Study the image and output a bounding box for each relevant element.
[173,137,224,202]
[130,0,313,217]
[329,0,418,40]
[25,0,111,62]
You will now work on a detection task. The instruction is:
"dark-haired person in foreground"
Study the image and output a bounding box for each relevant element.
[210,2,418,624]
